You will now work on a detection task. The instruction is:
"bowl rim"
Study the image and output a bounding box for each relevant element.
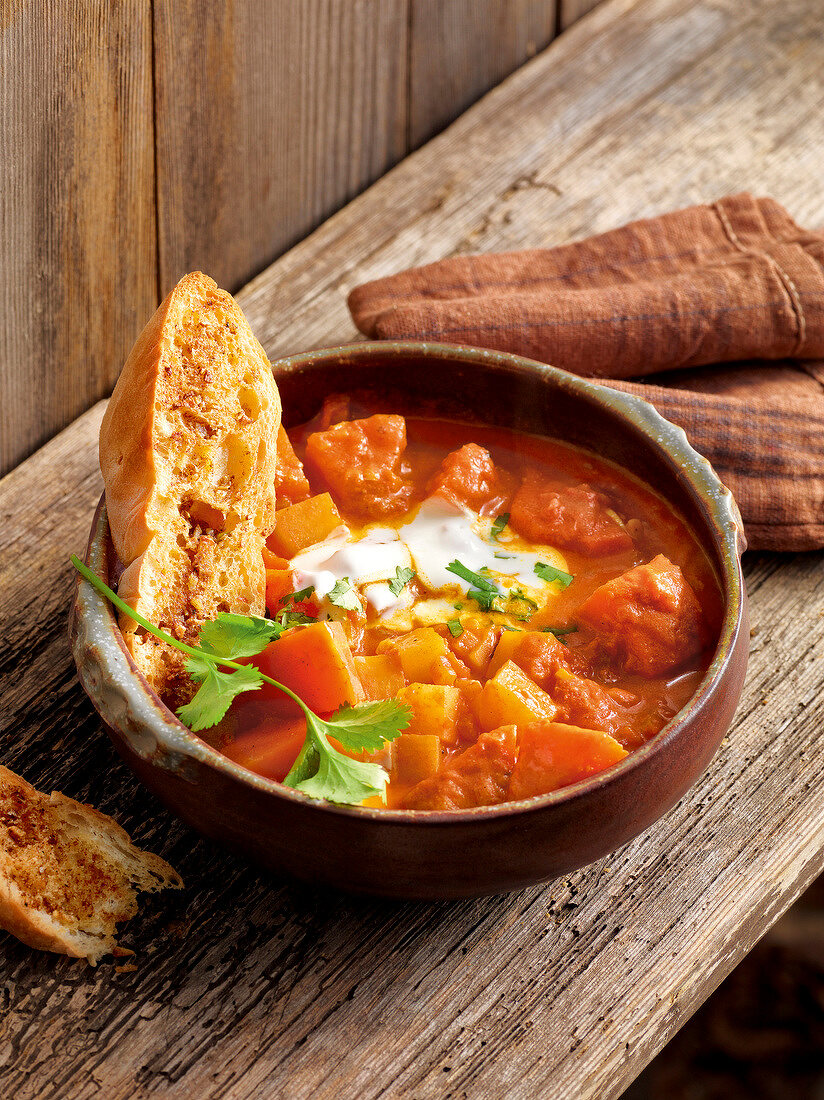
[73,339,746,825]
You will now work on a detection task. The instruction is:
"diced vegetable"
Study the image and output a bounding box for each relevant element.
[275,426,311,508]
[550,667,623,738]
[377,627,450,683]
[396,683,462,744]
[257,621,364,713]
[477,661,557,731]
[391,733,442,786]
[508,722,628,800]
[354,653,406,701]
[510,472,633,555]
[448,615,499,677]
[577,554,705,677]
[401,726,518,810]
[487,629,565,682]
[426,443,513,515]
[266,492,343,557]
[305,414,414,518]
[264,566,296,612]
[224,718,308,781]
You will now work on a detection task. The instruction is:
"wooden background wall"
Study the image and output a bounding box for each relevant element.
[0,0,602,477]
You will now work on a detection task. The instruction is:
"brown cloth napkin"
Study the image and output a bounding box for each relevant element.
[348,194,824,551]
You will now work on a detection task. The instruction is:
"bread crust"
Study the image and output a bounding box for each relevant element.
[0,766,182,964]
[99,272,282,701]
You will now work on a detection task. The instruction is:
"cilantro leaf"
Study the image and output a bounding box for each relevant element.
[290,739,390,804]
[447,619,463,637]
[490,513,510,541]
[446,559,498,593]
[197,612,283,658]
[284,700,411,803]
[534,561,574,589]
[177,660,263,731]
[277,610,316,627]
[327,577,361,611]
[388,566,414,597]
[280,585,315,606]
[320,699,411,753]
[494,552,515,560]
[469,587,501,612]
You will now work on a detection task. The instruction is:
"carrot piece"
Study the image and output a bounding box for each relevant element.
[508,722,628,800]
[267,492,343,557]
[477,661,557,731]
[391,733,442,786]
[265,567,296,613]
[275,426,311,508]
[257,621,364,713]
[224,717,308,781]
[262,547,290,570]
[354,653,406,700]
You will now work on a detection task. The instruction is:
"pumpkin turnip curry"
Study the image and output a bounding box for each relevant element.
[215,394,721,811]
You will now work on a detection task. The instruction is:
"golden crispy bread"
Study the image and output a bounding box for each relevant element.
[99,272,281,702]
[0,765,182,964]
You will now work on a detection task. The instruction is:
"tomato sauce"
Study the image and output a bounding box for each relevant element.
[215,394,722,810]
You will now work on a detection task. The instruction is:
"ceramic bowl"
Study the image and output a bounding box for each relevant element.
[71,341,748,899]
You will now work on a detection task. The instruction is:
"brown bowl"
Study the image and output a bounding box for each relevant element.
[70,341,748,899]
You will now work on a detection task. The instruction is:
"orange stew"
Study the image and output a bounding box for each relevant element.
[219,394,721,810]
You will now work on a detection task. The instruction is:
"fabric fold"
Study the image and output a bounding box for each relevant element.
[348,194,824,551]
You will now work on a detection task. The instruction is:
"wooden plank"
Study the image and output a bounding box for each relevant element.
[0,2,156,477]
[2,0,824,1097]
[237,0,824,360]
[560,0,604,28]
[408,0,557,148]
[152,0,409,296]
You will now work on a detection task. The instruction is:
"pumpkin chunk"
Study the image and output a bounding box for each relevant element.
[477,661,557,731]
[267,492,343,557]
[275,426,311,508]
[509,722,628,800]
[257,621,364,713]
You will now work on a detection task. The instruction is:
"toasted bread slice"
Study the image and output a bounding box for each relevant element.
[99,272,281,703]
[0,765,182,964]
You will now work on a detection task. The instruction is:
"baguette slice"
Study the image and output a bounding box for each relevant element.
[99,272,281,704]
[0,765,183,964]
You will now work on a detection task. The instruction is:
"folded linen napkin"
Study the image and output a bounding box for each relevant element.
[348,194,824,551]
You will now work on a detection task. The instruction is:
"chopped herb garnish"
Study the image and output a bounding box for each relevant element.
[71,556,409,805]
[490,513,510,541]
[509,587,538,609]
[277,610,316,628]
[279,585,315,607]
[534,561,574,589]
[327,577,361,611]
[446,619,464,637]
[494,552,515,560]
[453,602,464,610]
[388,566,414,597]
[500,624,522,632]
[447,559,502,610]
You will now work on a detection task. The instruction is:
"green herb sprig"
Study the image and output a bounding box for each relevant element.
[534,561,574,589]
[71,556,409,805]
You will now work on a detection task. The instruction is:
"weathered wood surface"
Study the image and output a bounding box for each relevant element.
[1,0,570,475]
[3,0,824,1097]
[407,1,556,147]
[0,1,157,476]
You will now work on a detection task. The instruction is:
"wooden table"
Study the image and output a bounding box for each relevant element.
[2,1,823,1096]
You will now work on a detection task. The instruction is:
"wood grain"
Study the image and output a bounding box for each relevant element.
[3,0,824,1097]
[152,0,409,296]
[408,1,557,148]
[0,1,157,478]
[559,0,604,27]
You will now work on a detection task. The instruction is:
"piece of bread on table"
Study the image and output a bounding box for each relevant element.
[99,272,281,704]
[0,765,182,964]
